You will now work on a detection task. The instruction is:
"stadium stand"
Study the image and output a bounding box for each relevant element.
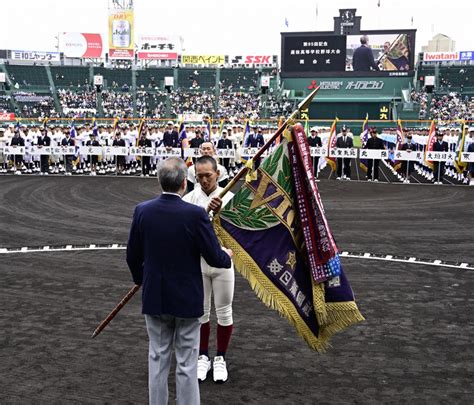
[51,66,90,89]
[177,68,216,90]
[135,68,174,89]
[6,64,50,88]
[94,67,132,89]
[0,94,12,112]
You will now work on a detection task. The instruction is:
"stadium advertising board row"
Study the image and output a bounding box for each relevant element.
[422,51,474,62]
[281,30,416,78]
[180,54,277,66]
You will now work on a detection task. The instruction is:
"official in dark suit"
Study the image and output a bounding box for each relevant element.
[61,131,75,174]
[37,128,51,174]
[336,126,354,179]
[244,127,264,148]
[307,128,322,177]
[138,132,152,176]
[365,127,385,181]
[163,121,179,148]
[112,132,126,174]
[467,139,474,180]
[400,134,416,181]
[433,132,449,184]
[217,130,233,175]
[352,35,380,72]
[86,133,100,175]
[127,157,232,405]
[10,130,25,170]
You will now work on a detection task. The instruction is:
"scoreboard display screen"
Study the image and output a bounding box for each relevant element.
[281,30,416,78]
[282,35,347,73]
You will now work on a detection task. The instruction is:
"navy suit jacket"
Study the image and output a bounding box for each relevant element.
[126,193,231,318]
[352,45,379,71]
[163,131,179,147]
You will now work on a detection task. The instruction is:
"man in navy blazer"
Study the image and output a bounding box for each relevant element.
[127,157,232,405]
[162,121,179,148]
[352,35,380,72]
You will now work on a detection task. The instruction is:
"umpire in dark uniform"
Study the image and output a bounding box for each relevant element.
[126,157,232,405]
[365,127,385,181]
[307,128,322,177]
[37,128,51,175]
[217,129,233,175]
[336,125,353,180]
[433,131,448,184]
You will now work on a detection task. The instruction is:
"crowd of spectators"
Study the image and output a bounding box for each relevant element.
[411,90,474,121]
[101,90,133,118]
[0,95,11,112]
[14,92,58,119]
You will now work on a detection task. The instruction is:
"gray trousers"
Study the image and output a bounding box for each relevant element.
[145,314,200,405]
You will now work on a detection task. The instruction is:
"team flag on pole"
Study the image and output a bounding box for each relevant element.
[325,117,338,172]
[214,123,364,352]
[390,119,405,171]
[241,120,251,163]
[359,114,369,172]
[454,121,468,174]
[424,120,437,171]
[92,119,99,137]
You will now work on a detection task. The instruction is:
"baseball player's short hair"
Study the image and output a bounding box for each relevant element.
[195,155,218,172]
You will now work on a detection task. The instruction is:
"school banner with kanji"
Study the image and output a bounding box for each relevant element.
[214,124,364,351]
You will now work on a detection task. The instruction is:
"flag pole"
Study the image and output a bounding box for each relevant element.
[216,87,320,200]
[92,87,320,338]
[91,284,141,338]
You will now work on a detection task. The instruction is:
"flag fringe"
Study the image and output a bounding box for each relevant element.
[214,218,330,352]
[214,218,364,352]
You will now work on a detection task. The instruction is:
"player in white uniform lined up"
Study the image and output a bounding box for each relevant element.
[183,155,235,384]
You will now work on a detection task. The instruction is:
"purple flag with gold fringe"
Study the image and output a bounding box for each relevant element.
[214,123,364,351]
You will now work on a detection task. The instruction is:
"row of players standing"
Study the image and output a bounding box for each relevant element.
[0,121,268,176]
